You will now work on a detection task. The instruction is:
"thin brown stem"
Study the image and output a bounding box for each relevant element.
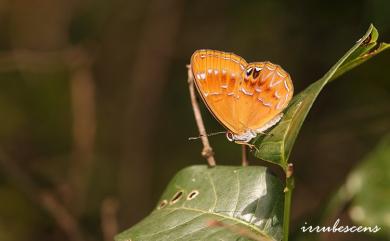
[0,149,85,241]
[67,48,96,216]
[187,65,216,167]
[241,145,248,166]
[40,192,85,241]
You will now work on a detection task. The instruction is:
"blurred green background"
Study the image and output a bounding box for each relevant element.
[0,0,389,241]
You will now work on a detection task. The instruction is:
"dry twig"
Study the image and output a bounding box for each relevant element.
[187,66,216,167]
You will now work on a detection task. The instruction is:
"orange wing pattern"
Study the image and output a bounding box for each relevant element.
[191,49,293,135]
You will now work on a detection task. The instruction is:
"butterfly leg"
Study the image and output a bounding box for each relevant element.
[235,141,258,151]
[235,142,259,166]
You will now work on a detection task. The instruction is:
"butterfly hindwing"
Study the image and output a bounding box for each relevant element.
[236,62,293,132]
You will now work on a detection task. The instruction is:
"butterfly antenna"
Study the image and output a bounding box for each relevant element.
[188,131,226,140]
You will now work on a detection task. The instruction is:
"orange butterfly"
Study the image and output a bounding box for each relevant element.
[191,49,294,144]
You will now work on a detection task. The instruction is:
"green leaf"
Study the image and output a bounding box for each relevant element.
[347,134,390,236]
[115,165,284,241]
[253,24,390,170]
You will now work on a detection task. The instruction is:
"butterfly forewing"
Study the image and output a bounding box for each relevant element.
[191,49,293,136]
[191,50,247,133]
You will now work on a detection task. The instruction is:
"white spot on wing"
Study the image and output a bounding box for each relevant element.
[240,87,253,96]
[258,97,272,107]
[270,77,282,87]
[265,63,276,70]
[284,80,290,91]
[276,69,286,77]
[274,91,281,99]
[263,71,274,82]
[200,72,206,80]
[276,93,289,109]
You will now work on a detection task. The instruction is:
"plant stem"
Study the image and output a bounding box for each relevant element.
[187,66,216,167]
[283,164,295,241]
[241,145,248,166]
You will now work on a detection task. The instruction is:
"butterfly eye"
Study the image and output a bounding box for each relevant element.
[245,67,253,77]
[226,132,234,142]
[253,67,262,79]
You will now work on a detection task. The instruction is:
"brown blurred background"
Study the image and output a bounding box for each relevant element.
[0,0,389,241]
